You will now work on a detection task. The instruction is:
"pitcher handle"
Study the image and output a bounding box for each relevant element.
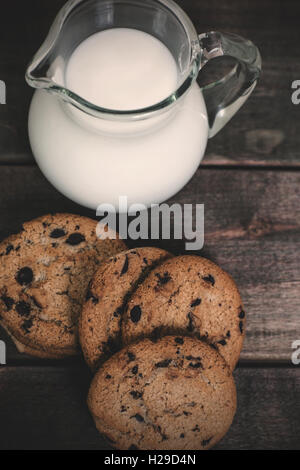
[198,31,262,138]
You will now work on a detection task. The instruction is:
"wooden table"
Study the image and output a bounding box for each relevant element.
[0,0,299,450]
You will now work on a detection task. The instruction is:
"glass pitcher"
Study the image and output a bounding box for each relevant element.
[26,0,261,211]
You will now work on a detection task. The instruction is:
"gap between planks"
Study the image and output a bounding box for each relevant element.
[1,358,297,369]
[1,161,300,171]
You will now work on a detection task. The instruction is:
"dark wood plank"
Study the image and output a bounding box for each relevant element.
[218,366,300,450]
[0,0,299,166]
[0,365,299,450]
[0,165,299,363]
[186,0,300,167]
[0,0,66,164]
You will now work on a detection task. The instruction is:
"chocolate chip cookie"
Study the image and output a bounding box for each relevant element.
[122,256,245,370]
[79,247,172,370]
[88,336,237,450]
[0,213,126,358]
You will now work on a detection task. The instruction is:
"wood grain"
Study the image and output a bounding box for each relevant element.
[0,165,299,363]
[0,0,299,166]
[0,364,299,450]
[184,0,300,165]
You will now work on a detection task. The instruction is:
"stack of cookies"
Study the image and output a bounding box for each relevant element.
[0,215,245,450]
[80,247,245,450]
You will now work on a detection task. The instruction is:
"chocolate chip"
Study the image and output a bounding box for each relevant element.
[189,362,203,369]
[121,405,127,413]
[127,352,136,362]
[180,433,185,438]
[132,414,144,423]
[85,285,99,304]
[190,298,201,308]
[175,337,184,345]
[168,287,181,304]
[226,330,231,338]
[202,437,213,447]
[143,258,148,265]
[5,245,14,255]
[239,321,244,334]
[130,391,143,399]
[130,305,142,323]
[65,233,85,246]
[16,301,31,317]
[192,425,200,432]
[50,229,66,239]
[239,309,246,319]
[1,295,14,310]
[218,339,227,346]
[102,336,119,356]
[155,359,172,368]
[131,365,138,375]
[120,255,129,276]
[203,275,215,286]
[16,267,33,286]
[186,355,201,361]
[149,327,162,343]
[187,312,195,332]
[155,272,171,286]
[113,306,123,318]
[22,318,33,333]
[106,374,112,379]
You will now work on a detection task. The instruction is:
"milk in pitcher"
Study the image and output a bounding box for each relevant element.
[29,28,208,209]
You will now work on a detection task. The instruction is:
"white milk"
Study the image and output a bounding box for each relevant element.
[65,29,179,110]
[28,28,209,210]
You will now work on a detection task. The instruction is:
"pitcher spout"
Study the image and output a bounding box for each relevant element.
[25,1,73,90]
[25,0,201,121]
